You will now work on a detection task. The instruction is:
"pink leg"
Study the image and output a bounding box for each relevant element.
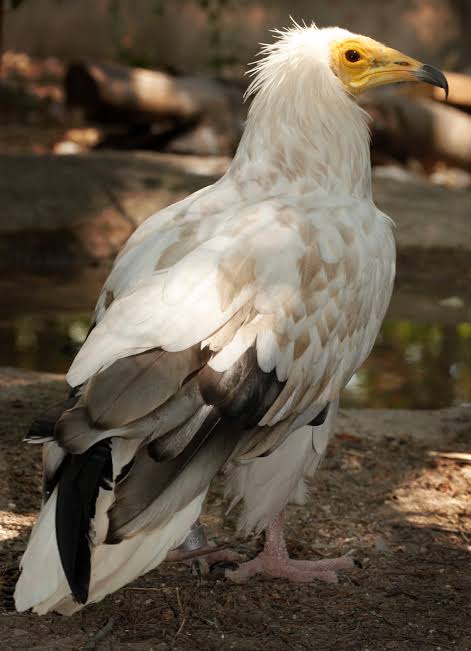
[166,543,241,565]
[226,513,358,584]
[166,520,242,565]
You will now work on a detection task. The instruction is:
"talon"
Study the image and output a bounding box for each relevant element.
[211,560,240,572]
[210,560,240,577]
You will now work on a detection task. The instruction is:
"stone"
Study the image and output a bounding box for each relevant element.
[1,152,470,275]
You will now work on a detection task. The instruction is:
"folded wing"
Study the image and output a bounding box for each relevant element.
[30,195,394,606]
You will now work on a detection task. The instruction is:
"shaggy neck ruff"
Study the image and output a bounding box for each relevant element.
[229,26,372,200]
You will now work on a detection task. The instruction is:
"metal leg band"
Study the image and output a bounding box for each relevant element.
[176,519,208,553]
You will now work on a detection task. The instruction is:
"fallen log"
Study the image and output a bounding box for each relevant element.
[363,93,471,170]
[428,451,471,464]
[65,61,244,154]
[0,152,227,272]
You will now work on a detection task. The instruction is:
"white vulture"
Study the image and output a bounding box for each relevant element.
[15,23,447,615]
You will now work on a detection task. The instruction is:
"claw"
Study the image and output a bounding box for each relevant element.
[210,560,240,578]
[210,560,240,573]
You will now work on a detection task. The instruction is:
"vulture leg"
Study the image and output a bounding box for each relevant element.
[166,544,241,565]
[226,513,357,584]
[166,519,242,565]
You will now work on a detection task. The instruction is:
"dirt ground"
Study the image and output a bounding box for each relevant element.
[0,370,470,650]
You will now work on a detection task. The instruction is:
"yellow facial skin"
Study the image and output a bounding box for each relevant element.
[330,37,448,98]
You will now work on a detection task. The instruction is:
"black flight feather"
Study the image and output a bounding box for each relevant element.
[55,439,112,604]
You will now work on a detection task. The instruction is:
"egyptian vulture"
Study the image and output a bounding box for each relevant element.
[15,23,447,615]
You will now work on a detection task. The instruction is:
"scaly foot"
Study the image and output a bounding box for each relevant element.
[225,513,359,584]
[226,551,357,583]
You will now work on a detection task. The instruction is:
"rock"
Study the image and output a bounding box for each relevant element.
[0,152,227,273]
[438,296,465,309]
[373,175,471,255]
[1,152,470,275]
[336,406,471,445]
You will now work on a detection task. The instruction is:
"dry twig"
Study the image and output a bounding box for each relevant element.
[175,586,187,637]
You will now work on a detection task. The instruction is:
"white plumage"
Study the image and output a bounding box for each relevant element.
[15,22,447,613]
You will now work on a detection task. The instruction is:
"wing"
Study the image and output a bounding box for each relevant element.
[49,193,394,546]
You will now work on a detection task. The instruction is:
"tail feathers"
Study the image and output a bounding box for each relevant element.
[15,488,205,615]
[15,489,68,613]
[55,439,113,604]
[81,491,205,611]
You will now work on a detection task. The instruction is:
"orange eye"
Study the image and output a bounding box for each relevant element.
[345,49,361,63]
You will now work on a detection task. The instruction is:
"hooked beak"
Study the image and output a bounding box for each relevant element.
[412,63,449,99]
[354,47,449,99]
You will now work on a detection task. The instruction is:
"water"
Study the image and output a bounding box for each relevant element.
[342,321,471,408]
[2,271,471,409]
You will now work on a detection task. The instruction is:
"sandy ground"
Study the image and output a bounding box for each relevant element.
[0,369,470,650]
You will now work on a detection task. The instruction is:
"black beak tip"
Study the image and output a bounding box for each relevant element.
[418,63,449,100]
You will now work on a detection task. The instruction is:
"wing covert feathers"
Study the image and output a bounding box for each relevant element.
[84,346,210,428]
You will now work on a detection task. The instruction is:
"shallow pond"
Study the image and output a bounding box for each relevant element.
[1,270,471,409]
